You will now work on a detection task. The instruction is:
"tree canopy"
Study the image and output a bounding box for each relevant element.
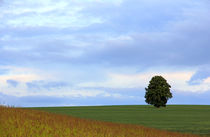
[145,76,172,108]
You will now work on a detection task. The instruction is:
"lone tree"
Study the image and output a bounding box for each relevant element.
[145,75,172,108]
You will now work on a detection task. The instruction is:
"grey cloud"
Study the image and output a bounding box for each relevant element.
[26,80,68,91]
[0,0,209,68]
[0,69,9,75]
[68,0,209,67]
[78,31,210,68]
[0,34,84,65]
[80,0,196,33]
[77,4,210,67]
[7,80,19,87]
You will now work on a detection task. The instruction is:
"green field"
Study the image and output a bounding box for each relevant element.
[29,105,210,136]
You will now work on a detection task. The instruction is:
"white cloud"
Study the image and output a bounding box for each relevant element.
[203,77,210,84]
[78,69,210,93]
[0,66,42,81]
[0,0,107,28]
[1,65,209,99]
[0,66,120,98]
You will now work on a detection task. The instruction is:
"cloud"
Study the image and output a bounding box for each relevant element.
[0,91,143,107]
[0,0,210,106]
[0,68,9,75]
[7,80,19,87]
[0,0,210,68]
[26,80,68,90]
[188,66,210,85]
[0,0,104,28]
[169,90,210,105]
[1,89,210,107]
[78,69,210,93]
[79,17,210,67]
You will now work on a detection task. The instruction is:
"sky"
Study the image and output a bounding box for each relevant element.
[0,0,210,107]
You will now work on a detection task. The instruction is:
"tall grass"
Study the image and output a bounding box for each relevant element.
[0,106,201,137]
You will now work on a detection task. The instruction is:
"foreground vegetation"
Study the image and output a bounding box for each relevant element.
[31,105,210,136]
[0,106,201,137]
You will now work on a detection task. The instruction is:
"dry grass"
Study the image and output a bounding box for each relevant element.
[0,106,201,137]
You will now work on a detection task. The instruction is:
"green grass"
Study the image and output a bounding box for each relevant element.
[28,105,210,136]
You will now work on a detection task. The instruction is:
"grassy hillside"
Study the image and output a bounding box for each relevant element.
[0,106,200,137]
[30,105,210,136]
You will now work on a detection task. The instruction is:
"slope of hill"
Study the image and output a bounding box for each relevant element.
[30,105,210,136]
[0,106,201,137]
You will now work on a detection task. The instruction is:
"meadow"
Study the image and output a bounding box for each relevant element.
[0,106,201,137]
[30,105,210,136]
